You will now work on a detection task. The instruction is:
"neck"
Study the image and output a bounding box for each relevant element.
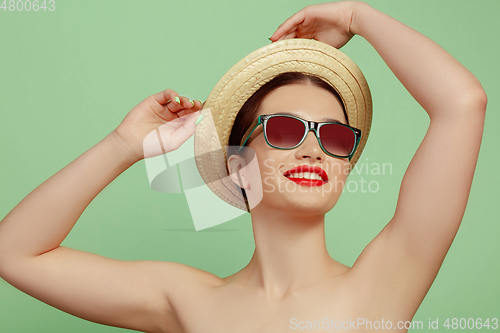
[229,203,344,301]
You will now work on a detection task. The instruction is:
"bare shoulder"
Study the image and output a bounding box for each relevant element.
[345,224,436,319]
[154,260,223,289]
[153,260,224,307]
[142,260,223,332]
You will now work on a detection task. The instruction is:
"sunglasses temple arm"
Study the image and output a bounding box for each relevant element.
[238,117,261,152]
[348,133,362,161]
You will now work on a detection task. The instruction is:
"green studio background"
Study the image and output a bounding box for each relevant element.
[0,0,498,332]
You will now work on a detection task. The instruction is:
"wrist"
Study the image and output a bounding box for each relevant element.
[104,131,141,167]
[349,1,373,36]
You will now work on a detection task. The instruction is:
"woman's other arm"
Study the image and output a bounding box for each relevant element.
[347,1,486,315]
[271,0,487,316]
[347,1,486,275]
[0,90,207,333]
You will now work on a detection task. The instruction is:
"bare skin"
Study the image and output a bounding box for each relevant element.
[0,1,486,333]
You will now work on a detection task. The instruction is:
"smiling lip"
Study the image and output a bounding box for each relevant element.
[286,178,326,187]
[282,165,328,186]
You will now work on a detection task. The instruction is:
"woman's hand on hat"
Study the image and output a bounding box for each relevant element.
[269,1,363,49]
[110,89,204,163]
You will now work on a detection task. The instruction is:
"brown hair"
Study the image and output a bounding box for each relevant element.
[226,72,347,210]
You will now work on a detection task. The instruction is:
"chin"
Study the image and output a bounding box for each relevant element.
[257,175,343,210]
[261,188,339,214]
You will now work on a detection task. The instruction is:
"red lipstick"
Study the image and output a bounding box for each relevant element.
[282,165,328,187]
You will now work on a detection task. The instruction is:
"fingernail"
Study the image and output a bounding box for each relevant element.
[268,35,273,41]
[175,96,181,104]
[195,115,204,125]
[166,99,171,105]
[189,99,194,107]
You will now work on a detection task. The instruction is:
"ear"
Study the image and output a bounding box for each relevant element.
[227,154,250,190]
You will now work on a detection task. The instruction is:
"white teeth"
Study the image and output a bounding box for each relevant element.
[287,172,323,180]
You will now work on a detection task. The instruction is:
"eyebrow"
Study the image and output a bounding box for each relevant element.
[272,112,345,124]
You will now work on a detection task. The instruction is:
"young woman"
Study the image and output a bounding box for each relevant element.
[0,1,486,332]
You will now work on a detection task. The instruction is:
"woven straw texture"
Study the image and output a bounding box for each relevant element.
[194,39,372,212]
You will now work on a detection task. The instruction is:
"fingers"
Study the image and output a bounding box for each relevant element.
[152,89,178,106]
[175,97,203,118]
[150,88,203,117]
[270,10,305,42]
[278,31,297,41]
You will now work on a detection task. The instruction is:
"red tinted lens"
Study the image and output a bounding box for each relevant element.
[319,124,356,157]
[266,116,306,148]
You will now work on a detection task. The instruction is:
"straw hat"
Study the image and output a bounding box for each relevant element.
[194,38,372,212]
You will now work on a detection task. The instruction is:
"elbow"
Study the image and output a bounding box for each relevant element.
[471,88,488,113]
[445,88,487,121]
[478,90,487,113]
[463,88,488,116]
[430,88,487,122]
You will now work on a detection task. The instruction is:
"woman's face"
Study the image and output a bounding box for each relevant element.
[240,83,351,214]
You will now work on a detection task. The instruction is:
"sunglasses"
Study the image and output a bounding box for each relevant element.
[238,114,362,159]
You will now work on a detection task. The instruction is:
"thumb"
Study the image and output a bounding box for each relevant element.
[185,110,203,126]
[171,111,203,146]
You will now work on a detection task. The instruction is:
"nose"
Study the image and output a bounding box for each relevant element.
[294,130,325,161]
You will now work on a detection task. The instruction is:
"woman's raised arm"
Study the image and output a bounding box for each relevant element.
[0,90,206,332]
[271,0,487,315]
[348,1,486,269]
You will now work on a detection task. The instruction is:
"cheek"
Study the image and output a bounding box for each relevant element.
[326,158,351,175]
[253,150,286,193]
[257,152,280,181]
[249,139,276,175]
[324,160,351,191]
